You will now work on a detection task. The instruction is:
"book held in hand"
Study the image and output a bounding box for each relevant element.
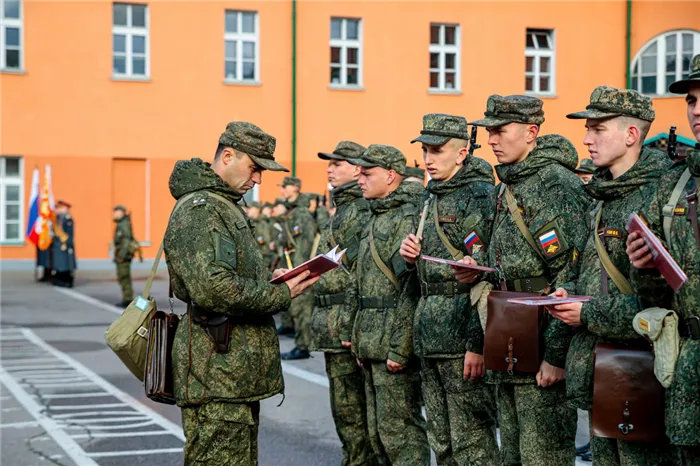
[626,213,688,291]
[507,295,593,306]
[270,246,347,284]
[421,255,496,272]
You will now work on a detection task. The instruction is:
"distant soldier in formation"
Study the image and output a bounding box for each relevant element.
[51,200,77,288]
[574,158,595,184]
[112,205,137,307]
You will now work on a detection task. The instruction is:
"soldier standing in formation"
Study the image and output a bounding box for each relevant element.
[574,158,595,184]
[248,201,275,271]
[112,205,136,307]
[51,200,77,288]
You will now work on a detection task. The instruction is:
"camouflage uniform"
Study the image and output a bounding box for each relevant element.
[348,145,430,466]
[312,141,375,466]
[164,122,290,466]
[409,114,499,465]
[467,95,589,466]
[250,202,275,271]
[113,208,135,303]
[563,87,677,465]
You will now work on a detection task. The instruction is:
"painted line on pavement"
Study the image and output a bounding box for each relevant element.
[52,287,123,315]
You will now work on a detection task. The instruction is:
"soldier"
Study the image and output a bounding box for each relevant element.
[51,200,77,288]
[399,114,499,465]
[112,205,136,307]
[309,192,331,230]
[404,164,426,184]
[279,177,317,359]
[164,122,318,466]
[248,201,275,270]
[456,95,588,465]
[312,141,375,466]
[574,158,595,184]
[347,144,430,465]
[261,202,274,219]
[626,55,700,465]
[547,86,675,465]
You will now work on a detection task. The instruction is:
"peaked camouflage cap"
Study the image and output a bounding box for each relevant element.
[411,113,469,145]
[277,176,302,187]
[471,95,545,128]
[318,140,367,161]
[404,165,426,178]
[247,201,262,209]
[574,158,596,175]
[348,144,407,175]
[669,54,700,94]
[273,197,286,206]
[113,205,127,212]
[566,86,655,122]
[218,121,289,172]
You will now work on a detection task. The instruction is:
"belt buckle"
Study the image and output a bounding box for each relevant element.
[445,282,454,296]
[687,316,700,340]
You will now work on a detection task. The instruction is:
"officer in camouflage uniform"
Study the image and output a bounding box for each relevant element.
[165,122,318,466]
[347,144,430,465]
[51,200,77,288]
[112,205,136,307]
[279,177,318,359]
[626,56,700,465]
[549,86,676,465]
[248,201,275,270]
[311,141,375,466]
[575,158,595,184]
[458,95,589,466]
[400,114,499,465]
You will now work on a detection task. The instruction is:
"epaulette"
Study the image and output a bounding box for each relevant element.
[190,192,208,208]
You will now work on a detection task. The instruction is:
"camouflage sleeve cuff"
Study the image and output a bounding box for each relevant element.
[388,350,409,367]
[580,301,590,328]
[544,347,568,369]
[339,332,351,343]
[466,339,483,355]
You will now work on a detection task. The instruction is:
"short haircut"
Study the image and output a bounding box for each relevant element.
[617,116,651,145]
[450,138,469,150]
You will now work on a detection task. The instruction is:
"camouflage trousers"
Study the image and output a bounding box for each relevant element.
[291,289,313,350]
[279,309,295,330]
[325,352,375,466]
[364,360,430,465]
[116,261,133,302]
[591,432,677,466]
[181,401,260,466]
[421,357,499,466]
[678,446,700,465]
[497,381,576,466]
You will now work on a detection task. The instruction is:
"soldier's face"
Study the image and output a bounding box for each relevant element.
[583,118,627,169]
[688,85,700,142]
[486,123,534,165]
[273,205,286,216]
[280,185,298,199]
[248,207,260,219]
[422,141,466,181]
[576,173,593,184]
[221,151,263,195]
[262,207,272,217]
[113,209,124,221]
[327,160,358,187]
[358,166,393,199]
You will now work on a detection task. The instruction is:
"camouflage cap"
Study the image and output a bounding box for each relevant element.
[262,202,274,209]
[348,144,406,175]
[669,54,700,94]
[318,141,367,161]
[248,201,262,209]
[566,86,655,122]
[56,200,72,208]
[219,121,289,172]
[574,158,595,175]
[471,95,545,128]
[113,205,127,212]
[273,197,286,206]
[411,113,469,145]
[277,176,302,188]
[404,165,426,179]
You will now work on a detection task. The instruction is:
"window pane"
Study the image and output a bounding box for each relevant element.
[347,47,358,65]
[445,53,455,70]
[526,76,533,91]
[430,71,439,88]
[540,56,550,73]
[683,53,692,73]
[5,158,19,176]
[526,32,535,48]
[444,26,456,45]
[347,20,359,40]
[113,34,126,53]
[642,55,655,74]
[666,54,676,73]
[6,27,19,47]
[113,56,126,74]
[430,25,440,45]
[242,12,255,33]
[6,204,19,220]
[6,223,19,240]
[430,52,439,69]
[4,0,20,19]
[225,40,236,59]
[225,11,238,33]
[132,57,146,75]
[6,49,19,69]
[6,185,19,201]
[525,56,533,72]
[132,35,145,54]
[243,41,255,59]
[331,19,342,39]
[666,34,676,53]
[330,47,340,64]
[539,76,550,92]
[642,75,656,94]
[347,67,358,85]
[646,42,658,55]
[631,76,638,91]
[113,3,127,26]
[330,66,341,84]
[225,61,237,80]
[683,33,693,51]
[536,33,551,49]
[445,72,455,89]
[243,62,254,80]
[132,5,146,27]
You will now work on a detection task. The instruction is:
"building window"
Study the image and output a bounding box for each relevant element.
[0,0,22,70]
[224,10,259,82]
[0,156,23,242]
[631,30,700,96]
[330,18,362,87]
[525,28,555,95]
[429,24,460,91]
[112,3,149,78]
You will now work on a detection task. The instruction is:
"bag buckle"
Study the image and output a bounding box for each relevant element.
[137,326,148,338]
[505,337,518,375]
[618,401,634,435]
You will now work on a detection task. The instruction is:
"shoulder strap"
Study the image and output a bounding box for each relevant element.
[283,218,298,248]
[369,221,400,291]
[593,201,634,295]
[432,195,464,260]
[662,167,692,247]
[310,233,321,259]
[206,192,249,228]
[504,186,547,262]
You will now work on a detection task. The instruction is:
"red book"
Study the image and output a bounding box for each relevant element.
[270,246,347,284]
[421,254,496,272]
[626,213,688,291]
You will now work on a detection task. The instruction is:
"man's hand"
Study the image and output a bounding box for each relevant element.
[387,359,405,373]
[269,242,276,252]
[400,234,422,264]
[452,256,480,284]
[626,232,654,269]
[341,340,351,349]
[463,351,485,381]
[546,287,583,327]
[272,268,288,280]
[536,360,565,388]
[282,271,320,299]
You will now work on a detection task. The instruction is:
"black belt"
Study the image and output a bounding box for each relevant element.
[314,293,346,307]
[504,276,550,293]
[359,296,398,309]
[680,315,700,340]
[420,281,471,297]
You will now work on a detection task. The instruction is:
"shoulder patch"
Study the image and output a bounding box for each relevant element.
[464,230,484,255]
[538,229,561,257]
[191,194,208,208]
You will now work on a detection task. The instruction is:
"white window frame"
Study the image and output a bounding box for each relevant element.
[329,17,362,89]
[429,23,461,92]
[224,10,260,84]
[631,30,700,97]
[525,28,556,96]
[0,156,24,243]
[243,184,259,203]
[112,2,150,79]
[0,0,23,71]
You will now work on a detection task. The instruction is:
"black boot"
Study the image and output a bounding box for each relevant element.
[276,325,295,336]
[281,347,310,360]
[576,443,590,456]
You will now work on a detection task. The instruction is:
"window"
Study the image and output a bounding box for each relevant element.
[0,0,22,70]
[0,156,23,242]
[631,30,700,96]
[112,3,149,78]
[224,10,259,82]
[429,24,460,91]
[330,18,362,87]
[525,29,555,95]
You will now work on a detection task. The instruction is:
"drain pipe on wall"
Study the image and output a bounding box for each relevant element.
[291,0,298,176]
[626,0,632,89]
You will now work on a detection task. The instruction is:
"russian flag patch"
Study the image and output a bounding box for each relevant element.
[463,230,483,254]
[538,229,560,256]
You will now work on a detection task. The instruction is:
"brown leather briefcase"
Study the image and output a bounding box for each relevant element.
[592,344,664,442]
[144,310,179,405]
[484,291,546,374]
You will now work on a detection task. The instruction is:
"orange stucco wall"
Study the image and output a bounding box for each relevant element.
[1,1,698,260]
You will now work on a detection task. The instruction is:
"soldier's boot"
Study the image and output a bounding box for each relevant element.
[276,325,295,336]
[576,442,591,456]
[281,347,310,360]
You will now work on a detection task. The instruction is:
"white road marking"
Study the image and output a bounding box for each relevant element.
[0,420,40,429]
[52,287,124,315]
[281,362,329,388]
[87,448,184,458]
